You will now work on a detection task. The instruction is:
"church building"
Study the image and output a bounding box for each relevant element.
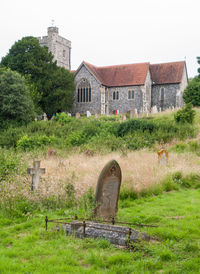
[73,61,188,115]
[37,26,188,115]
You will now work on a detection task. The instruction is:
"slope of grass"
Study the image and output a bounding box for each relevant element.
[1,189,200,273]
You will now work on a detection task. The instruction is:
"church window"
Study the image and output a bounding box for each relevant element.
[113,91,119,100]
[77,79,91,103]
[160,87,165,101]
[128,89,134,100]
[63,50,66,58]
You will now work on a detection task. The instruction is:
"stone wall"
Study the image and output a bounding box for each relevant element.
[177,65,188,107]
[107,86,143,114]
[37,27,71,70]
[151,83,179,110]
[73,65,102,114]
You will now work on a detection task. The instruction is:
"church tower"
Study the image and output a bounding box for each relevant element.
[37,26,71,70]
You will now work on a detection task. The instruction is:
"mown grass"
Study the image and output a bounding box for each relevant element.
[0,188,200,273]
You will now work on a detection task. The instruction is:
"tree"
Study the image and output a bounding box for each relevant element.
[1,37,74,116]
[174,103,195,124]
[183,76,200,106]
[0,70,35,124]
[197,56,200,75]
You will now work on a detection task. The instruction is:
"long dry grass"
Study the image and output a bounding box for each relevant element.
[37,150,200,195]
[2,149,200,207]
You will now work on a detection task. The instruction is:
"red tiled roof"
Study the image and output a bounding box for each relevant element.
[150,61,185,85]
[83,61,150,87]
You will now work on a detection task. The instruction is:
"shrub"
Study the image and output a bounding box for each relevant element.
[0,150,21,181]
[117,119,157,137]
[174,103,196,124]
[54,112,73,124]
[16,135,58,151]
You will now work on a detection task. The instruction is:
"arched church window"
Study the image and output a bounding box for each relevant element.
[128,89,134,100]
[113,91,119,100]
[160,87,165,101]
[77,79,91,103]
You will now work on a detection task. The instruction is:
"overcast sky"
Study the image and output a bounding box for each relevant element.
[0,0,199,77]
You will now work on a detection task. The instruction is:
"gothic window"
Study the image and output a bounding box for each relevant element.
[63,50,66,58]
[113,91,119,100]
[128,89,134,100]
[160,87,165,101]
[77,79,91,103]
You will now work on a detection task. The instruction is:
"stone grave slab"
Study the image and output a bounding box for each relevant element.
[61,221,150,246]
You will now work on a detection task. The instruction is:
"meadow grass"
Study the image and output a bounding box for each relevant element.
[0,188,200,273]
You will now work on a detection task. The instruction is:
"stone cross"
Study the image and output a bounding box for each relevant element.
[27,161,45,192]
[157,149,168,166]
[94,160,122,219]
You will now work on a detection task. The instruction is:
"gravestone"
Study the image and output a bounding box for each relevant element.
[27,161,45,191]
[75,112,80,119]
[86,110,91,117]
[94,160,122,219]
[122,115,126,121]
[151,105,158,114]
[157,149,168,166]
[43,113,48,121]
[95,113,98,119]
[68,113,72,117]
[129,110,134,119]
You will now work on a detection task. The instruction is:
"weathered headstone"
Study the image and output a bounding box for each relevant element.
[134,109,138,118]
[95,113,98,119]
[157,149,168,166]
[43,113,48,121]
[94,160,122,218]
[122,115,126,121]
[86,110,91,117]
[68,113,72,117]
[129,110,134,119]
[27,161,45,191]
[75,112,80,119]
[151,105,158,114]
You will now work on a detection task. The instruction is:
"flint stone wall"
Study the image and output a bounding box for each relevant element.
[73,65,101,114]
[151,84,179,110]
[107,86,143,114]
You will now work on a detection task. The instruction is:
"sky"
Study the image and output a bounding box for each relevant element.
[0,0,199,78]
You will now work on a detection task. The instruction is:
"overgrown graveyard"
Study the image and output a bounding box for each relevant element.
[1,108,200,273]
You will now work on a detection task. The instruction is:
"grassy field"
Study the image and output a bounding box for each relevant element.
[0,188,200,273]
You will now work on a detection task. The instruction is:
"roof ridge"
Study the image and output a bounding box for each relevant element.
[150,61,185,66]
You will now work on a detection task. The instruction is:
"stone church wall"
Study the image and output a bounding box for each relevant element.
[151,84,179,110]
[107,86,143,114]
[73,65,102,114]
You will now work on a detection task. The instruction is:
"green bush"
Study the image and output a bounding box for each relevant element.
[54,112,73,124]
[174,103,196,124]
[117,119,157,137]
[16,135,59,151]
[0,150,21,181]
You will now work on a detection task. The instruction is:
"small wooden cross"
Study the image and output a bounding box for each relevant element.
[27,161,45,192]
